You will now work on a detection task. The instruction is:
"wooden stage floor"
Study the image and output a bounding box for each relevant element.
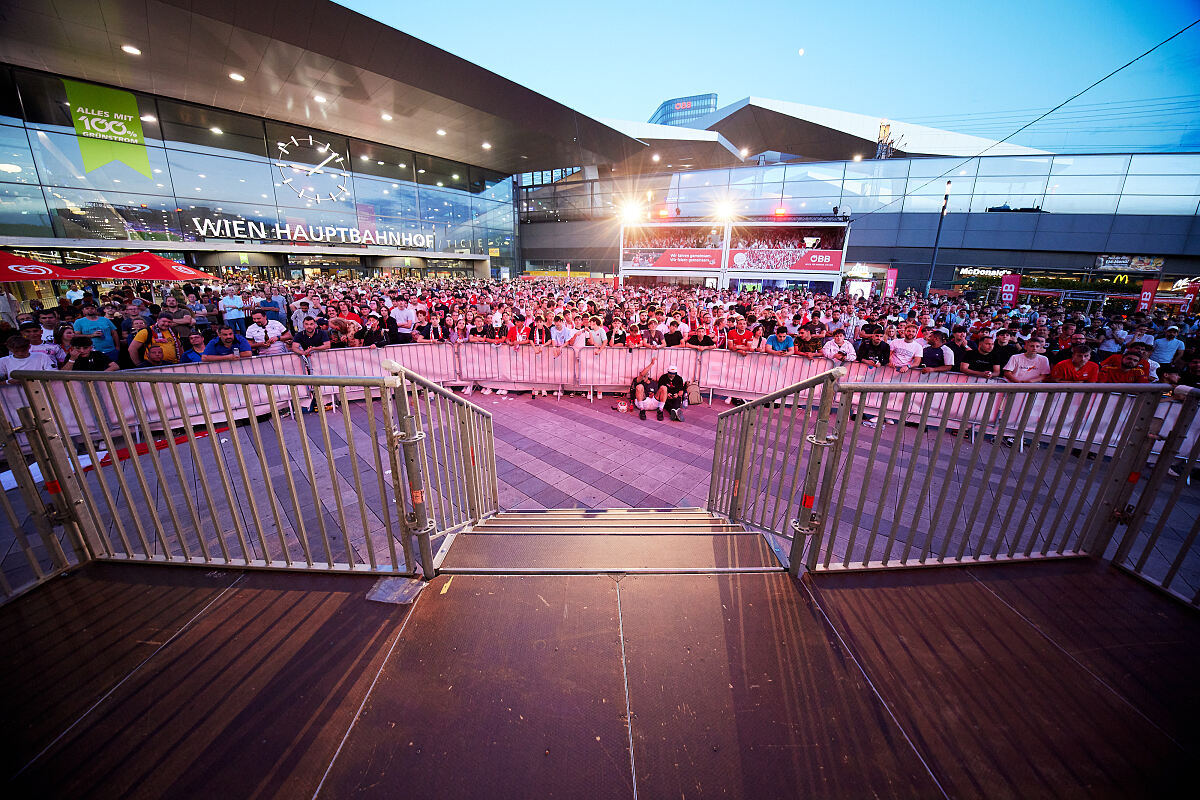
[3,556,1196,799]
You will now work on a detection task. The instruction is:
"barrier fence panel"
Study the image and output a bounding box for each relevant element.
[802,382,1163,573]
[708,368,843,576]
[8,369,423,579]
[1112,386,1200,607]
[382,360,497,546]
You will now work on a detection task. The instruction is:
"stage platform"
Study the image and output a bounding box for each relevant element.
[4,555,1195,798]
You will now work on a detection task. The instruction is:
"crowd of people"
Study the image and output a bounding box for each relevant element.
[1,279,1197,401]
[622,228,723,249]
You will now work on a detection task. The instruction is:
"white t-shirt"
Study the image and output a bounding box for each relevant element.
[0,351,56,380]
[391,306,417,333]
[245,319,288,355]
[888,338,924,368]
[1004,353,1051,382]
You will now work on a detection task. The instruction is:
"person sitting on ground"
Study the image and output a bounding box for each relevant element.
[629,357,660,420]
[202,324,253,362]
[0,334,56,382]
[1049,344,1099,383]
[656,364,687,422]
[65,335,118,371]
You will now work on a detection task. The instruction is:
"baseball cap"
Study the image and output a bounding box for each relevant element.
[668,365,678,373]
[1167,325,1180,331]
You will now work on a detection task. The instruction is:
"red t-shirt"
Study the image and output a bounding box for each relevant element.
[506,325,530,344]
[1049,359,1098,383]
[727,328,755,350]
[1097,354,1149,383]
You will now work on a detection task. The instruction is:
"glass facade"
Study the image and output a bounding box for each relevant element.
[647,94,719,127]
[0,65,518,272]
[519,153,1200,222]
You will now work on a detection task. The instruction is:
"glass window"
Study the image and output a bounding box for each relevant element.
[28,128,174,196]
[969,195,1046,213]
[1049,155,1130,175]
[1043,175,1126,195]
[348,138,415,183]
[0,182,53,236]
[418,187,471,224]
[1121,174,1200,195]
[777,196,841,214]
[16,69,165,143]
[275,206,361,239]
[976,156,1052,176]
[903,193,970,213]
[352,175,420,219]
[42,186,182,240]
[1039,194,1119,214]
[413,154,468,191]
[782,180,843,198]
[162,99,266,159]
[1127,154,1200,175]
[1116,195,1200,215]
[906,175,972,198]
[784,162,845,183]
[729,165,785,184]
[907,157,975,178]
[843,159,909,180]
[973,175,1049,195]
[0,67,23,126]
[166,149,275,204]
[469,167,510,197]
[0,124,38,185]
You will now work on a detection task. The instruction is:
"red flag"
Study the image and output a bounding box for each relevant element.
[883,268,898,298]
[1136,278,1158,312]
[1000,274,1021,306]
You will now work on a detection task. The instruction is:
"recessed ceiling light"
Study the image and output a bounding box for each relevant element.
[398,163,406,168]
[451,174,459,180]
[852,154,863,161]
[360,155,369,161]
[121,45,141,55]
[436,129,446,136]
[210,127,223,135]
[313,95,327,103]
[381,112,393,121]
[436,181,444,186]
[482,142,492,150]
[140,114,156,122]
[417,169,426,174]
[229,72,245,82]
[377,160,384,165]
[740,148,749,157]
[651,154,660,162]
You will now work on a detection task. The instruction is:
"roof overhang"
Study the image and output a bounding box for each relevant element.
[600,119,747,172]
[0,0,647,173]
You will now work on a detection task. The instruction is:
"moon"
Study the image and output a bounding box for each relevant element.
[797,48,805,56]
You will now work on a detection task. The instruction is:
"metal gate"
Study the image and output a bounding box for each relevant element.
[1,365,497,602]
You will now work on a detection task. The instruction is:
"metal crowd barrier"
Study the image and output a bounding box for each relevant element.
[0,365,504,601]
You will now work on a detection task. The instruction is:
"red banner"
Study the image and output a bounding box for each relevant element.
[1183,285,1199,313]
[883,268,898,298]
[726,249,842,271]
[1000,274,1021,306]
[1137,278,1158,311]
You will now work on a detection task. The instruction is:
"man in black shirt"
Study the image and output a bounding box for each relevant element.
[959,335,1002,379]
[663,320,684,348]
[65,336,117,371]
[684,329,715,350]
[856,324,891,367]
[947,326,973,366]
[656,365,687,422]
[991,329,1022,368]
[291,316,332,356]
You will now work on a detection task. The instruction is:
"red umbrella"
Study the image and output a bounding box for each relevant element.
[70,252,220,282]
[0,251,71,281]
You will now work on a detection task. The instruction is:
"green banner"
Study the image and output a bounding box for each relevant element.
[63,79,152,178]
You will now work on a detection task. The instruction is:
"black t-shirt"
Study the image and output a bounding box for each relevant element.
[610,330,627,345]
[664,331,684,347]
[857,340,891,364]
[962,348,1002,374]
[948,341,972,366]
[685,333,714,348]
[293,328,330,350]
[658,373,685,395]
[355,328,387,348]
[70,350,112,371]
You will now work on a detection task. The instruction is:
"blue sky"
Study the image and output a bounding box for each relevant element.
[337,0,1200,152]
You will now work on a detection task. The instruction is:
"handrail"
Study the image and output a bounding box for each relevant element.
[380,358,492,418]
[716,366,845,419]
[10,368,393,389]
[837,381,1169,395]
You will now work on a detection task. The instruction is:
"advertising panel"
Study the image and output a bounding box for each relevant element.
[884,268,898,298]
[1000,274,1021,306]
[1137,278,1158,311]
[725,224,845,272]
[1095,255,1163,272]
[620,224,723,270]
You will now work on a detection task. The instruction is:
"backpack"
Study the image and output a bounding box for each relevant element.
[687,382,703,405]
